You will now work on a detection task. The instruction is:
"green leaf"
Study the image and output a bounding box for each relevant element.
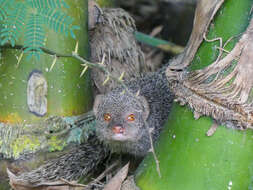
[27,0,69,9]
[38,9,77,37]
[0,0,14,21]
[0,3,27,47]
[0,0,79,59]
[24,14,45,60]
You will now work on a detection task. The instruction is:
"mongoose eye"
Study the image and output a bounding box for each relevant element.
[103,113,111,121]
[127,114,135,121]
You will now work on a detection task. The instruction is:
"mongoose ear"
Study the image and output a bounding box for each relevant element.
[138,96,150,120]
[93,95,104,115]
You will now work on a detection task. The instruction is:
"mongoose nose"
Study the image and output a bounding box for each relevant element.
[112,126,125,134]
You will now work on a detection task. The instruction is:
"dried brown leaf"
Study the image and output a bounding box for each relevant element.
[103,162,129,190]
[167,14,253,129]
[168,0,225,70]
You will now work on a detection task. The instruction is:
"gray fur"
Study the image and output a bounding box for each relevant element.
[9,136,107,183]
[89,8,146,94]
[7,4,174,185]
[94,67,173,156]
[9,67,173,185]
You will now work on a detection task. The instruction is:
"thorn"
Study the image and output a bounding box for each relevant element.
[99,53,106,65]
[49,55,57,71]
[135,89,140,97]
[80,64,89,77]
[16,52,23,68]
[102,75,110,85]
[120,90,125,95]
[74,41,79,54]
[118,71,125,81]
[149,128,154,133]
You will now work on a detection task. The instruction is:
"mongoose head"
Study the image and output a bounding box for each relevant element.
[93,92,150,145]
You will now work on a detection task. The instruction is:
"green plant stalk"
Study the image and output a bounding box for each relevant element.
[136,103,253,189]
[0,0,92,123]
[136,0,253,189]
[0,181,9,190]
[96,0,115,7]
[134,31,184,54]
[0,0,92,188]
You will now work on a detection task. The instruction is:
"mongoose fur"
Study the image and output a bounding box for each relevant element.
[8,64,173,188]
[89,5,146,94]
[93,66,173,157]
[8,4,173,186]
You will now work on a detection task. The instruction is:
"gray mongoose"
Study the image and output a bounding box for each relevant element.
[8,4,173,186]
[93,66,173,156]
[8,64,174,187]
